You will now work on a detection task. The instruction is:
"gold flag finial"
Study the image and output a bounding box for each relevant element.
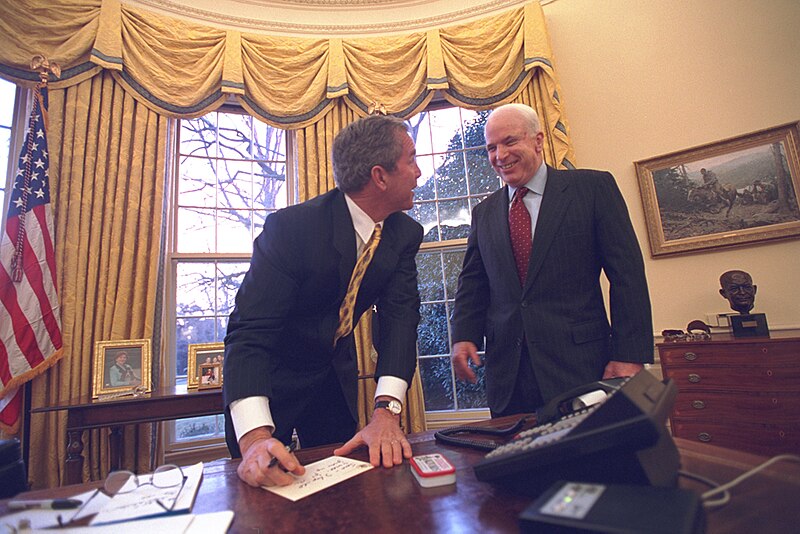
[30,55,61,83]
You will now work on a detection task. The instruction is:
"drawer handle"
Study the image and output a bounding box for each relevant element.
[683,352,697,361]
[688,373,701,383]
[691,400,705,410]
[698,432,712,442]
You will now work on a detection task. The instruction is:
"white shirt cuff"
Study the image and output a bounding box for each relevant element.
[229,396,275,442]
[375,376,408,406]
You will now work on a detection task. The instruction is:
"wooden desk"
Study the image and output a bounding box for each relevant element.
[31,386,223,485]
[5,418,799,533]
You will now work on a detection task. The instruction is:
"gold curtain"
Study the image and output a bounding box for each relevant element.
[25,71,167,488]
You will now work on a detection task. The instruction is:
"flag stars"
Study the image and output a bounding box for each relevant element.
[34,158,45,169]
[36,128,44,138]
[35,188,45,199]
[13,197,24,209]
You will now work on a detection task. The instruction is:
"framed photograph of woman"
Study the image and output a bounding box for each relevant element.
[187,342,225,389]
[198,362,222,390]
[92,339,152,398]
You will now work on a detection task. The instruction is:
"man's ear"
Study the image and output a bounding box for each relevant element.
[371,165,389,191]
[719,288,727,298]
[752,285,757,295]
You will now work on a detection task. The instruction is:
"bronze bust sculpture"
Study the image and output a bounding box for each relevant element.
[719,270,756,314]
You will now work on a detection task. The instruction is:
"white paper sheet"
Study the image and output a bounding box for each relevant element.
[263,456,374,501]
[25,511,233,534]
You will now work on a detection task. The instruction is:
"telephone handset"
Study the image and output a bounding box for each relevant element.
[535,377,626,425]
[433,378,625,452]
[473,370,680,496]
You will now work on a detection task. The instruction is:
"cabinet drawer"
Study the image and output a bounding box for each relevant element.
[663,365,800,391]
[659,342,800,366]
[670,419,800,456]
[671,391,800,422]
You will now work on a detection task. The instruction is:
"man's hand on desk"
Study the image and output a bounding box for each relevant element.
[237,427,305,487]
[334,406,412,468]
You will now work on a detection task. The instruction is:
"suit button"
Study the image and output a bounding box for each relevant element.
[515,338,522,347]
[521,302,528,308]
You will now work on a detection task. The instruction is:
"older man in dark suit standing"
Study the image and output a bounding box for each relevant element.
[450,104,653,417]
[224,114,423,487]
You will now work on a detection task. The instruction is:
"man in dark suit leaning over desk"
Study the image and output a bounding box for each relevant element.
[450,104,653,418]
[223,114,424,487]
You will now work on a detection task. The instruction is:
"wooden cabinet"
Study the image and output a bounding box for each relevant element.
[657,330,800,456]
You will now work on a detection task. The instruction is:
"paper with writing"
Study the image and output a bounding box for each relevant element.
[90,462,203,526]
[263,456,374,501]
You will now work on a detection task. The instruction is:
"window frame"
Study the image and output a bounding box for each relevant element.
[163,106,296,453]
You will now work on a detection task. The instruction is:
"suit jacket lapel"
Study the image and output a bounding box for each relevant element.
[524,167,571,293]
[331,190,357,300]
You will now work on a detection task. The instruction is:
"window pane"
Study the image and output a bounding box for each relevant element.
[436,152,468,198]
[416,252,443,302]
[455,358,487,409]
[217,209,254,253]
[253,119,287,160]
[429,107,463,153]
[176,263,216,316]
[437,198,470,240]
[442,250,465,300]
[254,161,288,209]
[418,303,449,356]
[410,201,438,243]
[415,154,436,201]
[177,207,215,253]
[180,115,217,158]
[419,356,454,411]
[178,156,216,207]
[218,159,253,209]
[217,113,253,160]
[175,316,216,376]
[465,147,498,194]
[218,262,249,315]
[175,415,224,441]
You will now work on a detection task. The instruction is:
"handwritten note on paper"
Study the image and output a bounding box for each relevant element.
[264,456,374,501]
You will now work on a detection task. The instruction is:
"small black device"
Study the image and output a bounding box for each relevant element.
[519,481,706,533]
[473,370,680,496]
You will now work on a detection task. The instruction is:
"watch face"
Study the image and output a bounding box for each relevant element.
[387,400,402,415]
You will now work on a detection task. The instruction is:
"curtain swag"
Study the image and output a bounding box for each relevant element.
[0,0,572,167]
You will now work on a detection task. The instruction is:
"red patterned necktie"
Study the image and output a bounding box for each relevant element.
[509,187,532,284]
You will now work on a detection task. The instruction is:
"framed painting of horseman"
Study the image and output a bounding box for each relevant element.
[635,122,800,257]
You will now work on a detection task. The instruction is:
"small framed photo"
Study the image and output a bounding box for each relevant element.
[187,342,225,389]
[635,122,800,256]
[198,362,222,390]
[93,339,152,398]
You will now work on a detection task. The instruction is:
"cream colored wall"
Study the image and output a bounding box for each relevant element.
[541,0,800,332]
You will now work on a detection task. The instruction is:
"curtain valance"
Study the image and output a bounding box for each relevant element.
[0,1,563,126]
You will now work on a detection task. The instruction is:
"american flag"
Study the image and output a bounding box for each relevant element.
[0,82,63,433]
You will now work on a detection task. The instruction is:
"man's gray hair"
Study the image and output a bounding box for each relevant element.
[332,114,410,194]
[487,103,542,136]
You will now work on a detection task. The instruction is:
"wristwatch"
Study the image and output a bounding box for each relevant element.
[374,399,402,416]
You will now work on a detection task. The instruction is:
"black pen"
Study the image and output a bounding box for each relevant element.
[267,439,298,470]
[8,498,82,510]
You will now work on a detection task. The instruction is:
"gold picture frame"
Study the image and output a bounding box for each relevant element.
[187,342,225,389]
[635,122,800,257]
[92,339,152,398]
[197,362,222,390]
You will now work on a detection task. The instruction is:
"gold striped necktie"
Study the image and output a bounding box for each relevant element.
[333,224,382,346]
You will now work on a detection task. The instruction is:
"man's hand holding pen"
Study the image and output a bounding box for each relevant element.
[237,428,305,487]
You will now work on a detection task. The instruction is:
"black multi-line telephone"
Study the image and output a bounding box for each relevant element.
[470,370,680,496]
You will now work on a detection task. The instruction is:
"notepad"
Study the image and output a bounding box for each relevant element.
[263,456,373,501]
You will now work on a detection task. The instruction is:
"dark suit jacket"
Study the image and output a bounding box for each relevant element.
[223,189,423,454]
[451,167,653,413]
